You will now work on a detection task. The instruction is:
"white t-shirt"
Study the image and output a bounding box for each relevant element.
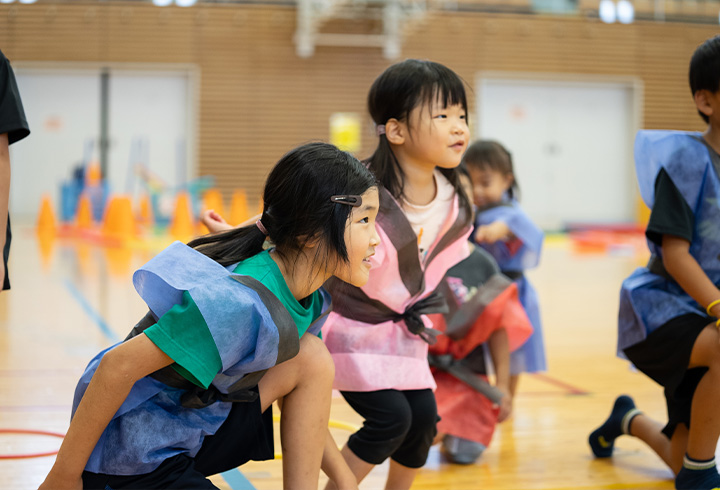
[401,170,456,257]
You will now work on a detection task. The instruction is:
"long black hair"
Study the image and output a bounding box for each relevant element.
[365,59,472,216]
[462,139,520,201]
[188,142,377,270]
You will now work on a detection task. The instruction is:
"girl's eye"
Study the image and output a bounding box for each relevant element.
[434,114,447,119]
[359,217,369,224]
[460,114,467,120]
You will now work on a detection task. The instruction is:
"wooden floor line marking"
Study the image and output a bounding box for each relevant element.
[530,372,590,395]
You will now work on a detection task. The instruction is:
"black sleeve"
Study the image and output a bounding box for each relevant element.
[645,168,694,247]
[0,51,30,145]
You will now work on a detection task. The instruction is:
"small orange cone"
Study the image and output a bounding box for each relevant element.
[199,188,225,234]
[102,195,136,239]
[75,193,94,230]
[136,194,154,228]
[37,194,57,238]
[229,189,249,226]
[169,191,195,240]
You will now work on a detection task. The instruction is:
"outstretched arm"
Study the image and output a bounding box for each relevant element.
[200,210,261,234]
[662,235,720,319]
[39,334,174,490]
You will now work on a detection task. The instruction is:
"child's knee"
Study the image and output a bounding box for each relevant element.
[297,334,335,381]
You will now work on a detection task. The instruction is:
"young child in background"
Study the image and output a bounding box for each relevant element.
[320,59,474,490]
[428,244,533,464]
[427,167,533,465]
[39,142,378,490]
[463,140,546,397]
[588,35,720,490]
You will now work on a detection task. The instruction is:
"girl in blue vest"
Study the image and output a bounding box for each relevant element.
[588,35,720,490]
[463,140,545,397]
[39,142,380,490]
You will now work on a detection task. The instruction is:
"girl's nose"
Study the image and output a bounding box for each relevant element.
[371,227,381,246]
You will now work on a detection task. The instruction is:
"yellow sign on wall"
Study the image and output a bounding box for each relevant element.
[330,112,361,154]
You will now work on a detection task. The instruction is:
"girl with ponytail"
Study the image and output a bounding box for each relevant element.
[40,142,379,490]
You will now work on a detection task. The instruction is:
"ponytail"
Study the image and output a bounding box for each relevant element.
[188,224,267,267]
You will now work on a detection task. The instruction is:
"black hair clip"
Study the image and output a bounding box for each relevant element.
[330,195,362,207]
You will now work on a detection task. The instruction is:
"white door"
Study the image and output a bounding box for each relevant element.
[476,76,639,230]
[10,66,195,221]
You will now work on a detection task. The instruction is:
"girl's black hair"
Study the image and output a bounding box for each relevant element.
[462,140,520,201]
[188,142,377,271]
[366,59,472,216]
[689,35,720,124]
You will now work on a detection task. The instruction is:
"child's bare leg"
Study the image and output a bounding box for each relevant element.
[626,413,681,472]
[686,325,720,459]
[324,445,374,490]
[384,460,418,490]
[674,324,720,489]
[259,334,334,490]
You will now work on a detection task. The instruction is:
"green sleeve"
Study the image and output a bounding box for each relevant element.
[143,290,223,389]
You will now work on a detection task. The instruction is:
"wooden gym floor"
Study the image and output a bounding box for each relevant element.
[0,223,689,489]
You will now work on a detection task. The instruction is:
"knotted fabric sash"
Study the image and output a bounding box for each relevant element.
[328,277,447,344]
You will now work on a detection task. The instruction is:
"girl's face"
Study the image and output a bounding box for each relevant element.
[467,166,514,208]
[401,97,469,170]
[333,187,381,287]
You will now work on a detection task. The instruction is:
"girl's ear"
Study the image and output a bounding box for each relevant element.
[385,118,405,145]
[503,173,515,191]
[695,90,713,119]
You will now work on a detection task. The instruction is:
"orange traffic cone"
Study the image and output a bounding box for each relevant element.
[136,193,154,228]
[169,191,195,240]
[75,193,94,230]
[229,189,249,226]
[36,194,57,239]
[102,195,136,239]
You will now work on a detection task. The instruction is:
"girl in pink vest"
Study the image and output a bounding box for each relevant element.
[321,59,473,490]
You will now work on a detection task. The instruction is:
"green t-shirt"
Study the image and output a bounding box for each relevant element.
[143,250,323,388]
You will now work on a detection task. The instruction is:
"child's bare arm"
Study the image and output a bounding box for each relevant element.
[39,334,174,490]
[201,210,261,234]
[487,328,512,422]
[662,235,720,316]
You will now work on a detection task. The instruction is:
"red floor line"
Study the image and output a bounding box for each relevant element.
[530,372,590,395]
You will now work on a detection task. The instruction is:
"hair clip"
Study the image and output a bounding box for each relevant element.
[376,124,386,136]
[330,195,362,207]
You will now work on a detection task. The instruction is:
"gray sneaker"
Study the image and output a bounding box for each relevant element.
[442,435,486,465]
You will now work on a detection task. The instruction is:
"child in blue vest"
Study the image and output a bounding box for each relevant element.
[39,142,380,490]
[588,35,720,490]
[463,140,545,397]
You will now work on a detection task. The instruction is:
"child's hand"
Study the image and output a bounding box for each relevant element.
[495,387,513,423]
[474,222,511,244]
[201,209,233,233]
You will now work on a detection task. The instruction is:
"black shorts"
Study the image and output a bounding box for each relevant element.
[3,214,10,290]
[341,389,438,468]
[624,313,711,439]
[82,388,274,489]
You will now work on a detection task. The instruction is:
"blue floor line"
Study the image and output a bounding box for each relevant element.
[221,468,258,490]
[63,279,120,342]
